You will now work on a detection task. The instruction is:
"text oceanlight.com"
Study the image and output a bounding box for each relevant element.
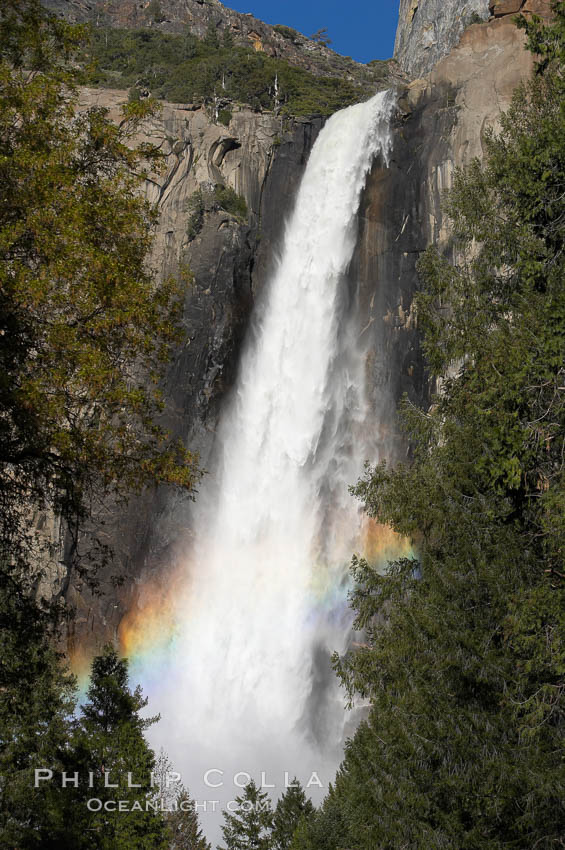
[85,799,275,813]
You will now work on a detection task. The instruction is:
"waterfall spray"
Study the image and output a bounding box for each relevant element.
[140,90,395,840]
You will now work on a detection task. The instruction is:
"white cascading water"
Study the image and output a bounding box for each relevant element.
[148,90,394,839]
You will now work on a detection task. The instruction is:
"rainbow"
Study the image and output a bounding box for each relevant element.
[109,521,414,682]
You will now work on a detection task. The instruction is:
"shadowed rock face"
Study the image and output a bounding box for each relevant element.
[362,13,536,462]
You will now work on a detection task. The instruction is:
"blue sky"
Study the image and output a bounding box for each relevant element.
[226,0,401,64]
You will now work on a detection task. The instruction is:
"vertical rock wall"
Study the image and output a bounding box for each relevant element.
[64,92,322,657]
[395,0,490,78]
[358,14,535,463]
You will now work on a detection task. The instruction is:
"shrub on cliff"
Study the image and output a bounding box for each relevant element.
[272,25,302,43]
[214,184,248,220]
[81,26,366,118]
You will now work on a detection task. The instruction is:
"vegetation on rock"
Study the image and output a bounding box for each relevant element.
[214,184,248,220]
[310,28,332,47]
[186,189,205,241]
[80,26,379,118]
[272,25,302,43]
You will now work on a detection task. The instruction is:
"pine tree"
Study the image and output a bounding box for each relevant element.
[222,26,235,50]
[218,780,274,850]
[310,28,332,47]
[204,21,220,50]
[272,780,314,850]
[166,787,211,850]
[287,817,314,850]
[0,576,80,848]
[75,646,169,850]
[304,6,565,849]
[288,785,347,850]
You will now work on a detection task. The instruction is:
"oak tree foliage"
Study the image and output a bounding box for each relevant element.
[0,5,200,845]
[0,0,199,589]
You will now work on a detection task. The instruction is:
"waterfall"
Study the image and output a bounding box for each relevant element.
[146,90,394,839]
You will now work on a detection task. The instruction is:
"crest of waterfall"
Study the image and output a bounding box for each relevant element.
[145,90,395,840]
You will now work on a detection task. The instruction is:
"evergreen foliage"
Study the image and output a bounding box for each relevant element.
[288,786,348,850]
[310,28,332,47]
[0,576,78,848]
[81,26,370,118]
[147,0,165,25]
[272,780,314,850]
[218,780,274,850]
[73,646,169,849]
[272,26,301,43]
[467,11,485,26]
[186,189,205,241]
[0,631,182,848]
[214,184,248,220]
[167,788,211,850]
[218,107,232,126]
[300,6,565,849]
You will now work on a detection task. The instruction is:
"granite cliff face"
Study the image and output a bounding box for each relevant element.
[365,13,537,427]
[394,0,490,78]
[55,2,551,656]
[64,89,323,657]
[394,0,552,79]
